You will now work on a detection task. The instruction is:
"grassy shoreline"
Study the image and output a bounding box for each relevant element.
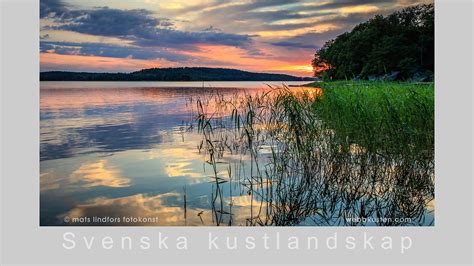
[190,81,434,226]
[309,81,434,158]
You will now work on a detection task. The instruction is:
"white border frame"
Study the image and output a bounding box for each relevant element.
[1,0,473,264]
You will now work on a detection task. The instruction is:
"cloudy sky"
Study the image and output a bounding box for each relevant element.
[40,0,432,76]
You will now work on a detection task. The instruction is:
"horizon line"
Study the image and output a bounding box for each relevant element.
[40,66,314,77]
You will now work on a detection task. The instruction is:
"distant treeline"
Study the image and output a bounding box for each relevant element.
[40,67,313,81]
[312,4,434,81]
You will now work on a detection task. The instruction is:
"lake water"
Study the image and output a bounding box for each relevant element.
[40,81,434,226]
[40,81,310,226]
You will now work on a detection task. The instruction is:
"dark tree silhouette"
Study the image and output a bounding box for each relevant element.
[312,4,434,81]
[40,67,313,81]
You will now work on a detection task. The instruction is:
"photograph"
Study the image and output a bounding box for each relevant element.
[39,0,435,226]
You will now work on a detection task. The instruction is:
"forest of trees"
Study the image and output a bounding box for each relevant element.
[40,67,313,81]
[312,4,434,81]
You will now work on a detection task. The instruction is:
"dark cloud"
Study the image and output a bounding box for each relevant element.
[196,2,306,27]
[40,0,82,20]
[269,27,348,52]
[55,8,172,37]
[40,41,190,61]
[191,0,305,16]
[41,1,253,49]
[240,0,302,10]
[268,8,391,51]
[39,41,245,68]
[322,10,385,27]
[193,0,403,33]
[259,22,316,31]
[307,0,396,10]
[130,28,252,49]
[270,41,318,49]
[189,0,315,33]
[247,10,312,21]
[40,0,72,19]
[202,26,222,32]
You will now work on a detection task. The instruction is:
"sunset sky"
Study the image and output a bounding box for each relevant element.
[40,0,432,77]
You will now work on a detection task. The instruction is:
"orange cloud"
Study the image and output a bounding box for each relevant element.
[40,44,315,77]
[180,45,314,77]
[40,53,175,72]
[339,5,380,14]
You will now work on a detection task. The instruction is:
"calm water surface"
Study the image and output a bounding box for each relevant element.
[40,81,434,226]
[40,81,309,226]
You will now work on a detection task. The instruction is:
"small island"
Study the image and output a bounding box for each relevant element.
[40,67,316,82]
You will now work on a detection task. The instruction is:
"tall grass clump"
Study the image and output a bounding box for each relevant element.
[313,81,434,159]
[190,81,434,226]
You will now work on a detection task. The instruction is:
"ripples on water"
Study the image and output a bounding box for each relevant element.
[40,81,307,226]
[40,81,434,226]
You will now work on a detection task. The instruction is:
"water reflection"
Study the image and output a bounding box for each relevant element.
[40,81,302,226]
[40,85,275,161]
[59,193,185,226]
[56,192,267,226]
[40,81,434,226]
[69,160,130,188]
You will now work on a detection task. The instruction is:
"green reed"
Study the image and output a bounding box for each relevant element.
[312,81,434,159]
[191,81,435,226]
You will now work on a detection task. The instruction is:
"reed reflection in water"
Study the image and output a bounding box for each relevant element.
[40,81,434,226]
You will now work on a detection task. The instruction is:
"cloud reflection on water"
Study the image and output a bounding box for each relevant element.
[39,82,319,226]
[69,160,130,188]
